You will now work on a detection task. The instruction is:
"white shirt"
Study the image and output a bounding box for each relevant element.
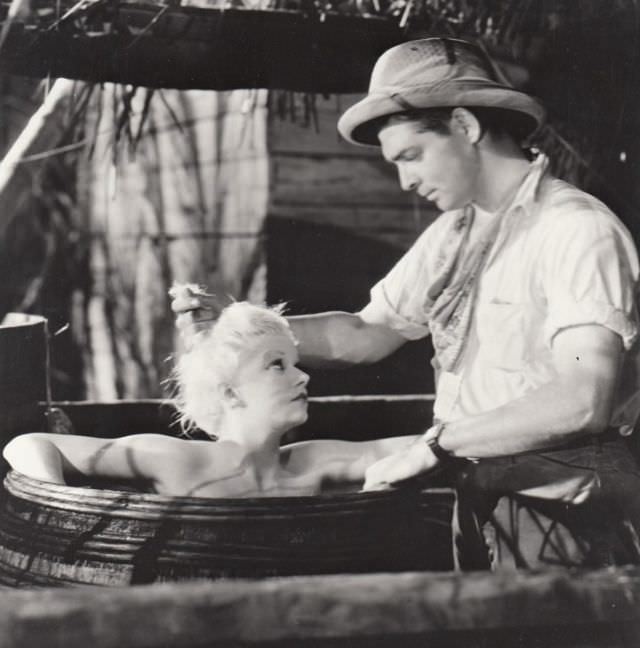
[360,157,640,434]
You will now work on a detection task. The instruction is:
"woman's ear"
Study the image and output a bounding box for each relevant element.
[451,107,483,144]
[219,383,245,408]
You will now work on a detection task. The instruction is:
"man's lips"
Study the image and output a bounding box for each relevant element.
[292,392,308,402]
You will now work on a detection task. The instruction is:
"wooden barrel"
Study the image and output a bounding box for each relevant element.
[0,471,454,587]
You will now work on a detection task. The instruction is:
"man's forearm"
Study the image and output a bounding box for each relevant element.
[288,311,405,367]
[440,377,613,459]
[441,324,621,459]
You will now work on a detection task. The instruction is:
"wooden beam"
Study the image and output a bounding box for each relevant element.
[36,397,436,440]
[0,10,403,93]
[0,568,639,648]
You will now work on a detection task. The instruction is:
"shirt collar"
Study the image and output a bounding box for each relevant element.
[509,152,550,217]
[468,152,550,219]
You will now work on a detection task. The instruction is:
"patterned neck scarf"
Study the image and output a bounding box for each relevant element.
[427,154,549,373]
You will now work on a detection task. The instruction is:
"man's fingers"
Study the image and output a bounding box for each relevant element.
[190,293,222,313]
[171,295,200,314]
[363,456,397,490]
[169,282,226,315]
[363,441,436,491]
[364,448,422,489]
[171,293,227,335]
[362,480,392,492]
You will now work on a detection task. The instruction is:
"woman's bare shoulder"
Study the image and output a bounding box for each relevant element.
[147,437,244,466]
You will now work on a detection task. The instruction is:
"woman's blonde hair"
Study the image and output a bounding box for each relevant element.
[173,301,293,438]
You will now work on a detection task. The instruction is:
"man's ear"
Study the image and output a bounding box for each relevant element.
[219,383,245,408]
[451,107,483,144]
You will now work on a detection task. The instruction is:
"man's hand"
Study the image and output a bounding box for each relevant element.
[363,438,440,491]
[169,283,231,339]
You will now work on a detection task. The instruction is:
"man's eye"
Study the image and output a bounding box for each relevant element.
[270,359,285,370]
[400,147,422,162]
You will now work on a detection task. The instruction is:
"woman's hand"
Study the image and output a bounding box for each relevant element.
[362,438,439,491]
[169,283,231,339]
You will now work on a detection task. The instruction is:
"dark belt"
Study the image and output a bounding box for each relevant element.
[503,427,624,464]
[560,427,623,452]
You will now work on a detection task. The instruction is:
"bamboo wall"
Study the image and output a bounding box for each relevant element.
[78,88,270,399]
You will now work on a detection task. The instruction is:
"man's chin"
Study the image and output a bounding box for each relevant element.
[436,197,465,212]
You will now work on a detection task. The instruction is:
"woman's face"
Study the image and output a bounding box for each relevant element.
[232,333,309,432]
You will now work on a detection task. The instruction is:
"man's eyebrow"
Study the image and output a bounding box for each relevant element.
[385,147,413,163]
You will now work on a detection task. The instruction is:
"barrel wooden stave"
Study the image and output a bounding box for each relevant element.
[0,471,454,587]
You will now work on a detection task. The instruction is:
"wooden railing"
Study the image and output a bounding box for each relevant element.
[1,567,639,647]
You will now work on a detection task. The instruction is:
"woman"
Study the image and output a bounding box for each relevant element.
[3,299,418,497]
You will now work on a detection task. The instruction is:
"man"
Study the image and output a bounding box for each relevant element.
[174,37,640,568]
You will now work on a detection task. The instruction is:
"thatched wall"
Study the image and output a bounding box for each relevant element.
[77,87,269,399]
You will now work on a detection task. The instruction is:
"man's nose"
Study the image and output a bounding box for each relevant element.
[398,166,418,192]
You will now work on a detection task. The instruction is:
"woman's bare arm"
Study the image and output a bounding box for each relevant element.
[282,435,420,482]
[2,433,187,485]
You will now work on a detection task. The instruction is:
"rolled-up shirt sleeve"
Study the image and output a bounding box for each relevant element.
[542,208,640,349]
[359,224,442,340]
[360,281,430,339]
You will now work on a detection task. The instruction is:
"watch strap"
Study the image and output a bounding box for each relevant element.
[424,423,454,462]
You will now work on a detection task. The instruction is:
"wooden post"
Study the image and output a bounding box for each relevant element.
[0,314,48,471]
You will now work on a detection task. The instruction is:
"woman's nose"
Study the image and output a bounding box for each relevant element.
[295,367,310,387]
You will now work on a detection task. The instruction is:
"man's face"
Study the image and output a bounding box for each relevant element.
[378,116,479,212]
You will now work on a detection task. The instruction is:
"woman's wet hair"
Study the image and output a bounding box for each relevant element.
[379,106,534,143]
[172,302,293,438]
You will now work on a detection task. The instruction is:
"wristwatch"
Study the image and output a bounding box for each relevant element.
[424,422,455,463]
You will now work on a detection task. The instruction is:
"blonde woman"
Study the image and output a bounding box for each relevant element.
[3,301,417,497]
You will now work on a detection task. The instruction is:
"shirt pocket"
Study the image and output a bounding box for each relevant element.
[475,301,528,371]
